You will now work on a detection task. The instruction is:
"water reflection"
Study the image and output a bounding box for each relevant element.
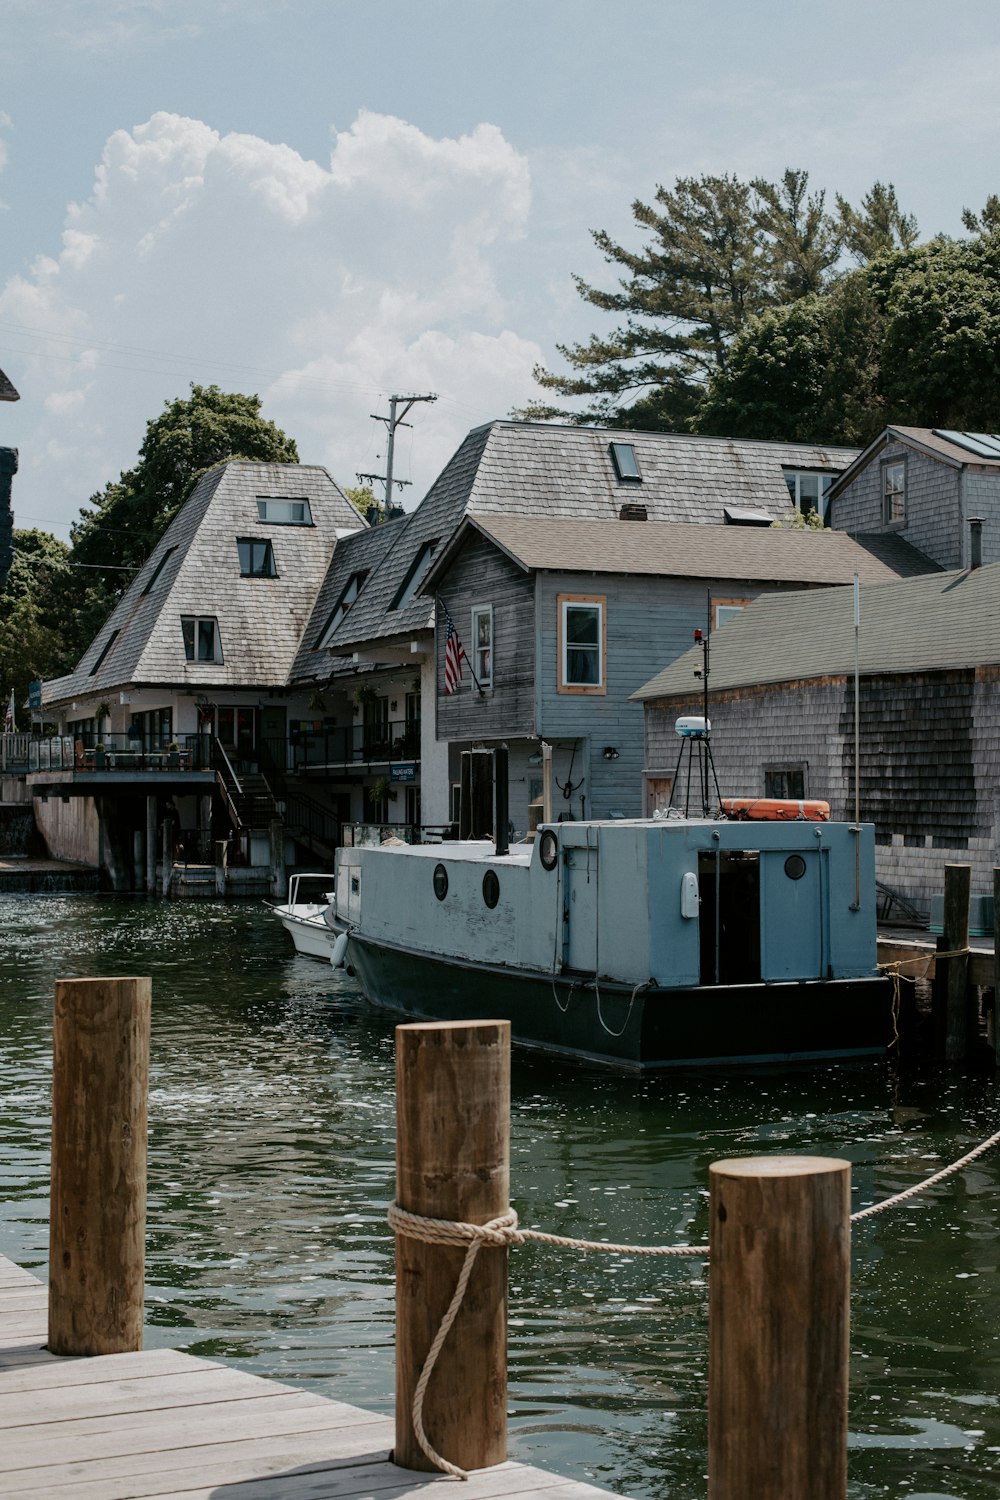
[1,894,999,1498]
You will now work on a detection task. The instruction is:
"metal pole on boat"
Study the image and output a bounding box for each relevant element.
[541,741,553,825]
[851,573,861,910]
[708,1154,850,1500]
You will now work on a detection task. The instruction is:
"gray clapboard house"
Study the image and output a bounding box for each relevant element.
[419,514,917,831]
[296,419,871,828]
[35,461,363,887]
[632,559,1000,912]
[831,426,1000,570]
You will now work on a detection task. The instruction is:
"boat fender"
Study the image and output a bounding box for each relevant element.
[539,828,559,871]
[331,931,350,969]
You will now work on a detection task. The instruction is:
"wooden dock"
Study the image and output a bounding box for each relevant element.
[0,1255,618,1500]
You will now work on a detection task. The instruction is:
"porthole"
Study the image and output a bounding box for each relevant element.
[539,828,559,872]
[433,863,449,901]
[483,870,500,909]
[784,854,807,881]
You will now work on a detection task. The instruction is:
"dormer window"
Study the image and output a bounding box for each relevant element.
[237,538,276,577]
[89,629,120,676]
[609,442,641,482]
[783,470,836,523]
[392,539,438,610]
[318,570,369,646]
[256,497,313,525]
[182,617,223,664]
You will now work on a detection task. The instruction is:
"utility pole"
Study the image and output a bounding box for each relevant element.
[357,392,437,519]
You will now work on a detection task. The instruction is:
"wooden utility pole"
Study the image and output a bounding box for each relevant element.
[708,1155,851,1500]
[394,1020,510,1472]
[49,976,150,1355]
[357,393,437,515]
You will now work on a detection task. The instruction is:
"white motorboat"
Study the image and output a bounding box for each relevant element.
[269,872,345,960]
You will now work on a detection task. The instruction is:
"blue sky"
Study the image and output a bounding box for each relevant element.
[3,0,1000,540]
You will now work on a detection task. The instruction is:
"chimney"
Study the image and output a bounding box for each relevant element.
[970,517,983,569]
[366,504,381,527]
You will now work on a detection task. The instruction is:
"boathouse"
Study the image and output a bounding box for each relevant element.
[634,559,1000,913]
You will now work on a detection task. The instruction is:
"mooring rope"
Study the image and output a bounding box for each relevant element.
[389,1112,1000,1480]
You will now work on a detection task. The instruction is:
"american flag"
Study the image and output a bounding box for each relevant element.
[442,605,466,695]
[3,690,14,734]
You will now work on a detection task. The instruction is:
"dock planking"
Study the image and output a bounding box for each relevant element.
[0,1255,621,1500]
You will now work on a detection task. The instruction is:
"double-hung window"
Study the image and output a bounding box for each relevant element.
[882,460,906,524]
[182,617,223,664]
[558,594,606,694]
[471,605,493,690]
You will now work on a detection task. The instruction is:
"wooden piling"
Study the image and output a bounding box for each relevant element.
[708,1155,851,1500]
[48,976,151,1356]
[934,863,971,1064]
[394,1020,510,1473]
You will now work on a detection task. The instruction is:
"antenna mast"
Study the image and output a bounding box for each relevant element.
[357,392,437,518]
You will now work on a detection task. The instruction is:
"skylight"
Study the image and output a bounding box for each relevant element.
[609,442,641,482]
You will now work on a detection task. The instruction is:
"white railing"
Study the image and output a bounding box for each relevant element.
[0,732,33,771]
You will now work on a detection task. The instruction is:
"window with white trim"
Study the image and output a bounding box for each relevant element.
[182,617,223,664]
[713,597,749,629]
[783,469,836,523]
[558,594,605,693]
[471,605,493,689]
[256,497,313,525]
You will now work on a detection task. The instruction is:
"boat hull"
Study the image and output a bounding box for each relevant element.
[276,909,336,960]
[346,932,892,1073]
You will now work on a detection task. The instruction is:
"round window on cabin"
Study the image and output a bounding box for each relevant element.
[433,863,449,901]
[483,870,500,909]
[784,854,807,881]
[539,829,559,872]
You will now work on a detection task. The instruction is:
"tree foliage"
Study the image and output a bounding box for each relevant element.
[699,234,1000,444]
[0,529,82,710]
[71,384,299,584]
[520,170,917,427]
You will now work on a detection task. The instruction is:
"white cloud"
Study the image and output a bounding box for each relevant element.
[1,110,544,535]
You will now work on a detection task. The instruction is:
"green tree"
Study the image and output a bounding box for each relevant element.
[699,234,1000,443]
[0,529,83,712]
[835,181,919,264]
[70,384,299,584]
[343,484,383,522]
[517,169,891,428]
[962,195,1000,236]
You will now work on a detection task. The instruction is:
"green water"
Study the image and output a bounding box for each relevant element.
[1,894,999,1498]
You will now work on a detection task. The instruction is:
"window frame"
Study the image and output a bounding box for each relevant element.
[141,546,177,596]
[881,458,906,525]
[255,497,314,526]
[181,615,224,664]
[557,593,606,695]
[764,764,807,800]
[713,597,749,629]
[609,442,642,483]
[470,603,494,691]
[237,537,277,577]
[317,570,368,646]
[782,469,836,523]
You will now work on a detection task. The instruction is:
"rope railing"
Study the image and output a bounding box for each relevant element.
[390,1119,1000,1479]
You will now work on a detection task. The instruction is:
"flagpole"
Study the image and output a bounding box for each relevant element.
[436,595,483,696]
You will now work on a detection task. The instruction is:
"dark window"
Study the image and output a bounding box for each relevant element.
[89,629,120,676]
[765,766,805,799]
[141,546,177,595]
[433,863,449,901]
[318,570,369,645]
[392,539,438,609]
[882,460,906,524]
[609,442,641,482]
[237,538,276,577]
[483,870,500,908]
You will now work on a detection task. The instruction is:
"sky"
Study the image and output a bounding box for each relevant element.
[3,0,1000,542]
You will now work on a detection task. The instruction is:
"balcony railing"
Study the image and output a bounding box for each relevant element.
[292,719,420,772]
[344,822,457,847]
[30,732,212,773]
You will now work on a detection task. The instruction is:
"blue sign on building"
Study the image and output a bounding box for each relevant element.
[390,762,417,783]
[27,680,42,710]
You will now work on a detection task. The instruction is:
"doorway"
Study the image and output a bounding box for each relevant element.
[698,850,761,985]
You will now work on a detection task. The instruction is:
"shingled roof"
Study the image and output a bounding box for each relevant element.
[424,513,911,589]
[829,425,1000,504]
[289,515,407,686]
[43,462,363,706]
[633,562,1000,702]
[323,421,861,653]
[0,365,19,402]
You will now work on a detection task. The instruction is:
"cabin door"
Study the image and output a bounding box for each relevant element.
[760,849,825,979]
[562,839,598,974]
[698,850,761,985]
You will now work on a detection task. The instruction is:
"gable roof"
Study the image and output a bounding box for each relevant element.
[0,366,19,402]
[830,425,1000,504]
[633,561,1000,701]
[322,421,861,653]
[43,462,363,705]
[423,513,909,589]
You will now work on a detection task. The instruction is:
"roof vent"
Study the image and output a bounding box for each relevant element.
[723,505,774,526]
[618,502,648,521]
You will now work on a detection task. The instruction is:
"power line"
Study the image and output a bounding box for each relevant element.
[357,393,437,514]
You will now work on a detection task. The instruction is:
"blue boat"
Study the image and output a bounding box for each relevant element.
[333,815,890,1072]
